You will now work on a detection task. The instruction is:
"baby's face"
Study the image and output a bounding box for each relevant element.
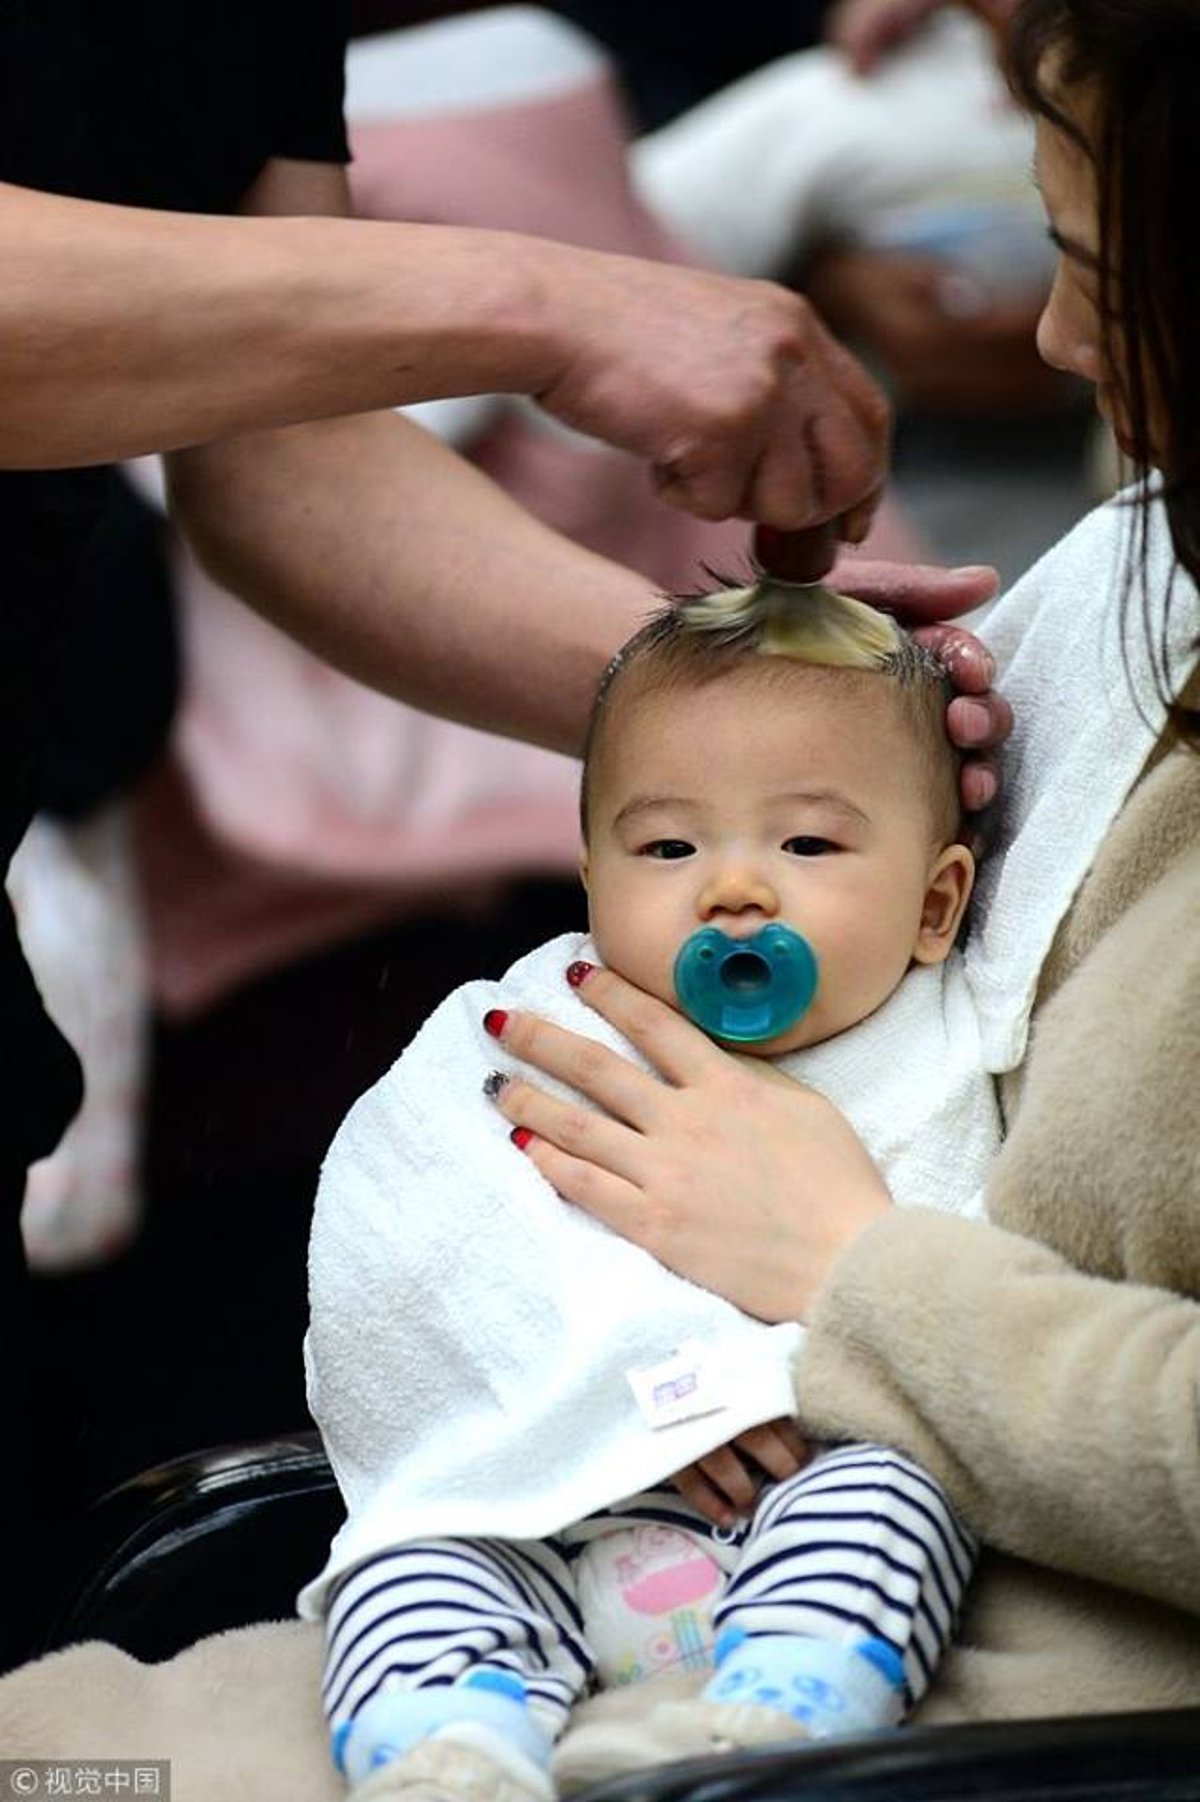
[582,666,969,1055]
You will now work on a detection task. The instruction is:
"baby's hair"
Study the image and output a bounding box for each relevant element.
[680,577,905,667]
[581,580,963,845]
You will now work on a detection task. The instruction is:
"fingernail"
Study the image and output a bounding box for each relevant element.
[965,764,999,810]
[565,961,596,988]
[483,1009,508,1039]
[482,1070,509,1099]
[510,1126,534,1150]
[957,699,993,744]
[941,637,995,686]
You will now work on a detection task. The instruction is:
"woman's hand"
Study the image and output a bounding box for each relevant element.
[486,967,893,1323]
[830,555,1011,815]
[828,0,1020,75]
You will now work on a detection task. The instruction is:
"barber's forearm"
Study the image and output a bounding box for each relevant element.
[0,183,562,469]
[167,410,654,755]
[0,179,891,533]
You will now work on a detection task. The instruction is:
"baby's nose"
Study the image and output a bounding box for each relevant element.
[698,863,778,920]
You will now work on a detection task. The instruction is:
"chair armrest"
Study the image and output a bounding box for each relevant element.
[43,1431,342,1661]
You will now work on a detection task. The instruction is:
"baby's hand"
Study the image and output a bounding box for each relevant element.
[672,1418,809,1531]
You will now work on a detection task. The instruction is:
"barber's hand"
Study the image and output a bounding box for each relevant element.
[530,244,890,531]
[673,1419,811,1532]
[486,968,893,1324]
[829,555,1011,814]
[828,0,1020,74]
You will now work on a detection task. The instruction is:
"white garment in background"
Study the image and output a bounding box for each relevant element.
[632,13,1047,293]
[8,806,149,1269]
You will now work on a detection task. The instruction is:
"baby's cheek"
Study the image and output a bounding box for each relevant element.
[632,960,682,1015]
[798,946,878,1041]
[833,943,914,1031]
[593,927,678,1012]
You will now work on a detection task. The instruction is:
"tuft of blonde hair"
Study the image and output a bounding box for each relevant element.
[680,578,902,670]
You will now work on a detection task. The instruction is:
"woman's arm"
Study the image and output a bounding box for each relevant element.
[799,1207,1200,1616]
[172,409,1011,761]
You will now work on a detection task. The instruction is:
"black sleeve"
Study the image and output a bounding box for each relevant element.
[272,0,352,167]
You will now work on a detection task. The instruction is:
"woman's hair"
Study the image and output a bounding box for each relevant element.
[580,582,963,846]
[1008,0,1200,745]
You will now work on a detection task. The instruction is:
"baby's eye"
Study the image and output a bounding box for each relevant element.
[642,839,695,860]
[782,835,836,857]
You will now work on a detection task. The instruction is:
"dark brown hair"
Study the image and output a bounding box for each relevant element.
[1009,0,1200,744]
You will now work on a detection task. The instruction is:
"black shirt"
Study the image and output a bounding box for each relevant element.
[0,1,349,1169]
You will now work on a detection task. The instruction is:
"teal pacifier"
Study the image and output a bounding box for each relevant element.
[673,924,818,1044]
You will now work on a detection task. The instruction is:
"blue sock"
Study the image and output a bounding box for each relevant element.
[702,1629,907,1738]
[332,1668,553,1786]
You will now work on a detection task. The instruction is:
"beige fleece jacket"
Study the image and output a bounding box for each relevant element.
[798,737,1200,1720]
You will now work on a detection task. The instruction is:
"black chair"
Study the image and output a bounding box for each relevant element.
[43,1432,341,1663]
[42,1438,1200,1800]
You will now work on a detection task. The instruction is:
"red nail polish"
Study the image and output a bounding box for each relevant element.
[565,961,595,988]
[510,1126,534,1150]
[483,1009,508,1039]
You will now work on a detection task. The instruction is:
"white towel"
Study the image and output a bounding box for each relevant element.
[300,939,996,1617]
[964,490,1199,1071]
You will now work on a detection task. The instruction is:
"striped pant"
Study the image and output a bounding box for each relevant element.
[322,1444,976,1738]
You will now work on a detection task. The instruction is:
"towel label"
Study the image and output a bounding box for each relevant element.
[628,1342,728,1430]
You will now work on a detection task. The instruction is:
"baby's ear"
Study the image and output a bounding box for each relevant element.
[912,843,975,964]
[578,845,590,893]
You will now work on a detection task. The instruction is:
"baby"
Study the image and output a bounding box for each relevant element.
[301,581,999,1799]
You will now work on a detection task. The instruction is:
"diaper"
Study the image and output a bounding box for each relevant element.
[574,1521,726,1688]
